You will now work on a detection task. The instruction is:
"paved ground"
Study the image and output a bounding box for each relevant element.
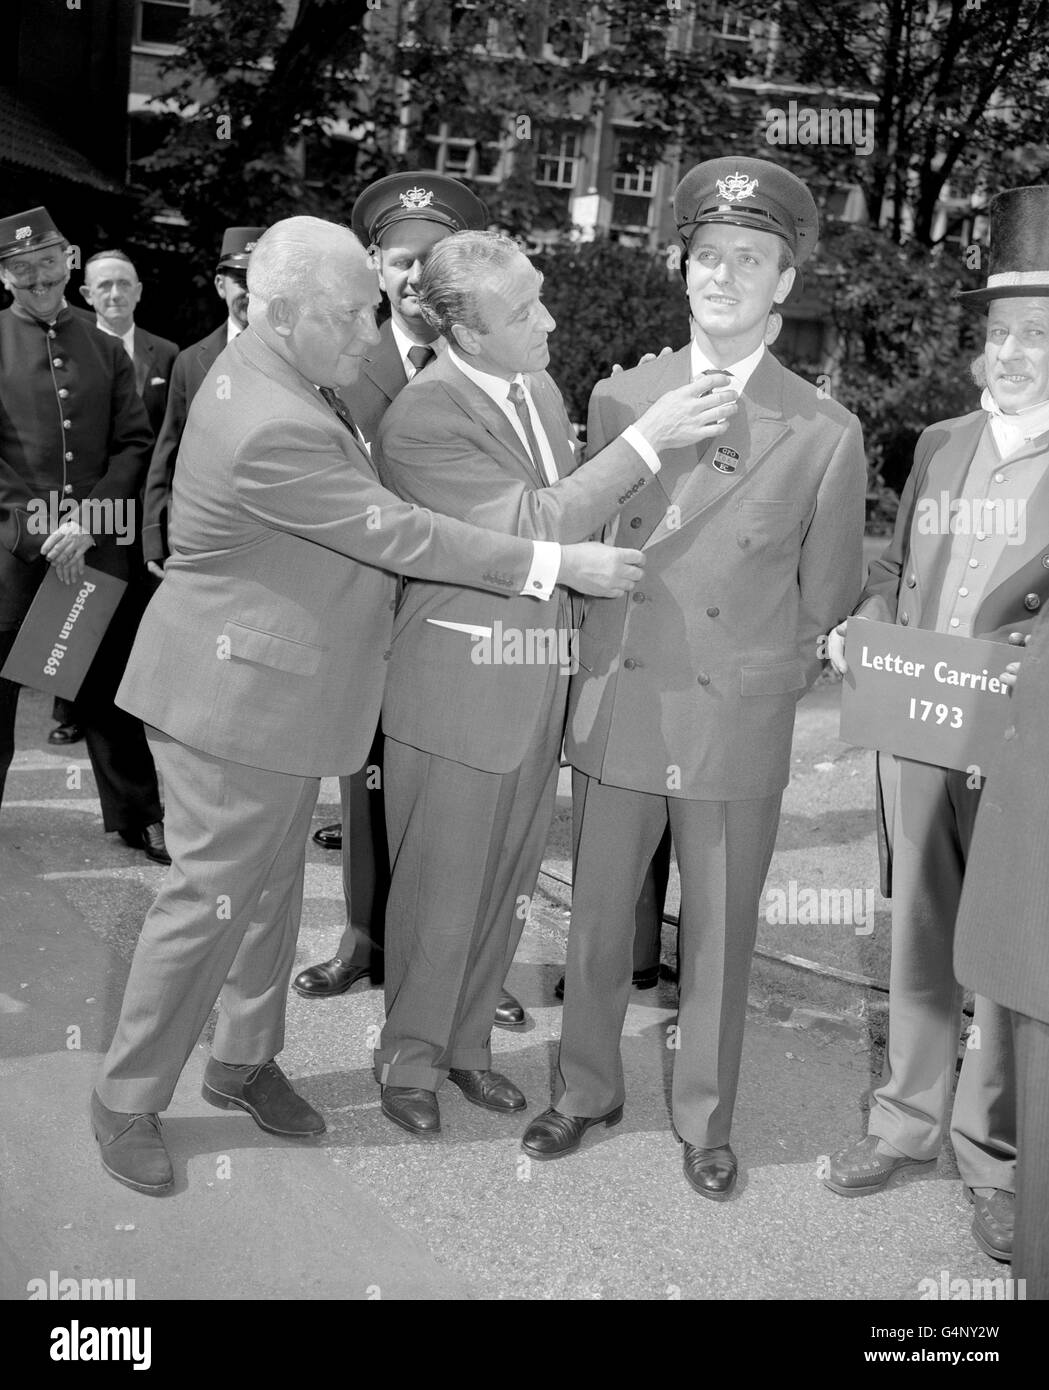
[0,678,1009,1302]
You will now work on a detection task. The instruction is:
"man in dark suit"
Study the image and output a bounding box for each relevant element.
[955,610,1049,1298]
[0,206,166,862]
[141,227,263,573]
[826,185,1049,1266]
[371,230,738,1135]
[522,159,867,1200]
[89,215,646,1194]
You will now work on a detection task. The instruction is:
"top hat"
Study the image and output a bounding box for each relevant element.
[674,157,819,265]
[0,206,66,262]
[959,186,1049,307]
[351,172,488,247]
[217,226,265,273]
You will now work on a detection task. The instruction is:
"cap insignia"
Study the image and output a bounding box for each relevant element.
[244,241,257,252]
[14,225,32,241]
[715,172,758,203]
[399,186,435,210]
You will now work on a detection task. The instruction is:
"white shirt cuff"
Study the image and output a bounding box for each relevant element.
[522,539,561,600]
[621,424,662,474]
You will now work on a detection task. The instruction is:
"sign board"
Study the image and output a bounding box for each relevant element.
[1,566,127,700]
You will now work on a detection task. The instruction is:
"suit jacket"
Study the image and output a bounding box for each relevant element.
[375,351,656,773]
[955,601,1049,1024]
[566,344,867,801]
[345,317,410,445]
[141,324,228,563]
[132,326,179,438]
[854,411,1049,893]
[0,305,153,630]
[116,327,541,777]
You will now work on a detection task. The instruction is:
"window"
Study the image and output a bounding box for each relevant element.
[611,133,656,231]
[424,120,506,183]
[136,0,191,50]
[535,129,581,189]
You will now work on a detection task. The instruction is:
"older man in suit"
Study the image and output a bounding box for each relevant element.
[955,607,1049,1298]
[522,158,867,1199]
[826,185,1049,1265]
[89,215,647,1195]
[141,227,263,573]
[370,230,739,1135]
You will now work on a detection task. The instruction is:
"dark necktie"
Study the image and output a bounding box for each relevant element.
[406,344,435,376]
[507,380,547,487]
[318,385,359,438]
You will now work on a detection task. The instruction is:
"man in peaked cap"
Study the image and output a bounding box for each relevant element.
[292,172,531,1030]
[522,157,867,1198]
[825,185,1049,1266]
[0,205,167,861]
[141,227,264,571]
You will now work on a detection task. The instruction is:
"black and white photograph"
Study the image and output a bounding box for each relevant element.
[2,0,1048,1343]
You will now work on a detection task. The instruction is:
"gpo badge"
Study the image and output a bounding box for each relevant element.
[712,446,740,474]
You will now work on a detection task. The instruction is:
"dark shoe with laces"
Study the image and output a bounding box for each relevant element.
[520,1104,623,1160]
[492,987,526,1029]
[447,1068,526,1113]
[48,722,83,746]
[292,957,371,998]
[381,1086,441,1135]
[312,822,343,850]
[201,1058,325,1136]
[966,1185,1014,1263]
[119,821,171,866]
[91,1090,173,1195]
[683,1142,737,1200]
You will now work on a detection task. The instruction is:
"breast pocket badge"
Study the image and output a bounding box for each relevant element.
[712,446,740,474]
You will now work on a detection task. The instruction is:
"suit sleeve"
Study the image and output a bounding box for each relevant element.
[372,380,654,543]
[797,414,868,686]
[231,415,539,595]
[141,352,189,563]
[0,448,42,561]
[854,427,935,623]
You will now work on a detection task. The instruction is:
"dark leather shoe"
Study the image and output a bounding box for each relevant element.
[292,957,370,998]
[448,1067,526,1113]
[312,822,343,850]
[381,1085,440,1135]
[823,1134,934,1196]
[119,821,171,866]
[492,987,526,1029]
[202,1058,325,1136]
[683,1142,738,1200]
[520,1104,623,1160]
[966,1186,1014,1263]
[554,966,660,1000]
[91,1090,173,1195]
[48,722,83,745]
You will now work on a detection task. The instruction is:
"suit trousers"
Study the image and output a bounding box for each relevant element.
[333,724,390,974]
[556,773,782,1148]
[0,617,161,832]
[375,663,568,1091]
[1013,1010,1049,1298]
[96,727,319,1113]
[867,754,1015,1189]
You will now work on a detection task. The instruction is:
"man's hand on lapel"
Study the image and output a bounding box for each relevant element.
[559,542,645,598]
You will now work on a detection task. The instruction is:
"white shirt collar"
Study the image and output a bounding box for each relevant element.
[981,387,1049,457]
[96,319,135,358]
[390,317,442,378]
[226,317,244,344]
[447,347,526,403]
[690,339,765,391]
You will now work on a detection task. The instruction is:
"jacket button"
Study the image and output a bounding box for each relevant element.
[63,484,73,495]
[623,657,638,670]
[58,388,69,399]
[900,612,910,626]
[383,649,392,661]
[1042,555,1049,569]
[905,574,916,587]
[62,418,71,429]
[629,516,643,529]
[53,357,63,367]
[64,451,73,461]
[631,591,645,604]
[706,606,719,617]
[48,329,56,339]
[697,673,711,686]
[1025,593,1041,611]
[1003,726,1016,741]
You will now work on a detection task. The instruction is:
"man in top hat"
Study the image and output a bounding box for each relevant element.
[292,172,529,1029]
[80,249,179,437]
[522,157,867,1198]
[0,206,167,861]
[824,185,1049,1264]
[141,227,263,572]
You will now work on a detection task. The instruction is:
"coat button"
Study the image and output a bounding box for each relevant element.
[1025,593,1041,611]
[905,573,916,587]
[383,649,392,661]
[52,357,63,367]
[706,606,719,617]
[1003,726,1016,741]
[48,329,56,339]
[58,388,69,399]
[900,612,910,625]
[62,418,71,429]
[697,672,711,686]
[623,657,638,670]
[1042,555,1049,569]
[64,451,73,461]
[629,516,642,529]
[63,484,73,494]
[631,591,645,603]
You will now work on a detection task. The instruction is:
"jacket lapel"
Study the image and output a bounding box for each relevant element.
[983,428,1049,595]
[912,413,985,611]
[132,333,152,396]
[433,354,543,488]
[359,319,408,408]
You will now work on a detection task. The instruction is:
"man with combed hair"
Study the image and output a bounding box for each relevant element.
[89,215,648,1195]
[371,229,740,1136]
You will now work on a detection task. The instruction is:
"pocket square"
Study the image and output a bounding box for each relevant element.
[149,376,167,386]
[425,619,493,638]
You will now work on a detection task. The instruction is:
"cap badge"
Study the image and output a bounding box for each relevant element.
[712,445,740,474]
[244,241,257,252]
[399,185,435,210]
[715,172,758,203]
[14,225,32,241]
